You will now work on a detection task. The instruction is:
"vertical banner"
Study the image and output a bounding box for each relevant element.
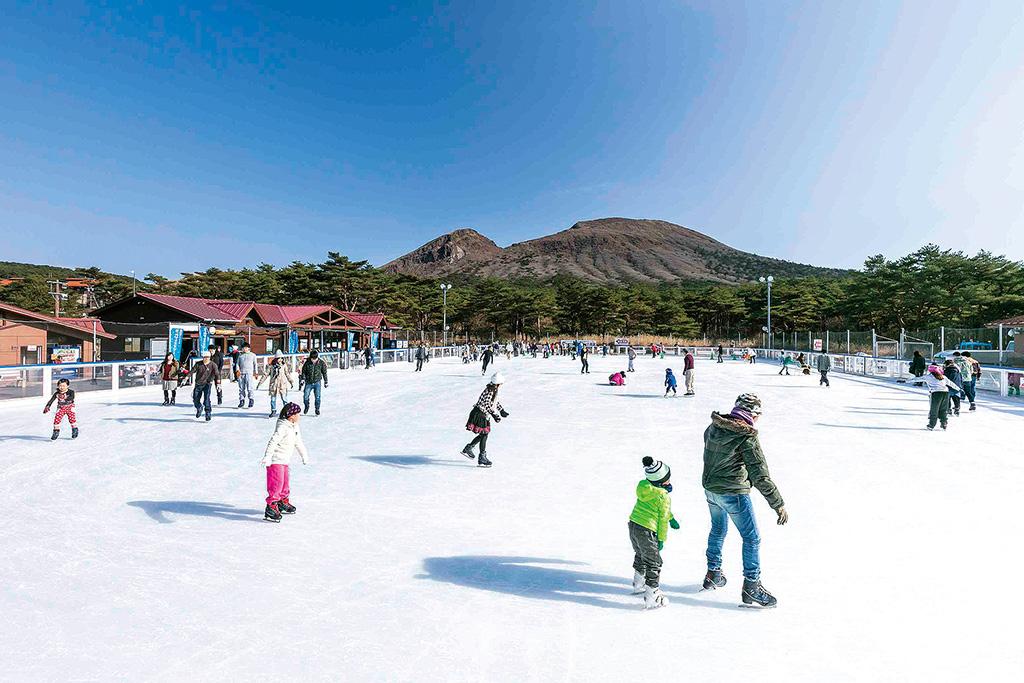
[371,332,380,349]
[346,331,355,351]
[288,330,299,354]
[197,325,210,354]
[169,327,184,361]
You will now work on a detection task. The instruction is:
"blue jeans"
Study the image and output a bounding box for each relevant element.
[705,490,761,581]
[964,378,977,403]
[192,383,213,417]
[303,381,322,411]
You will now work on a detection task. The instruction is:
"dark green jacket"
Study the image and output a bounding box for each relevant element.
[702,412,784,510]
[300,358,329,386]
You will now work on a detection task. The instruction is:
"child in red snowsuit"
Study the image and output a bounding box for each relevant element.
[44,378,78,440]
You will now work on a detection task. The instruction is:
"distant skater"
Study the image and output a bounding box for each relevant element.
[580,346,590,374]
[627,346,636,372]
[683,348,695,396]
[816,353,831,387]
[924,365,958,430]
[481,346,494,375]
[664,368,678,397]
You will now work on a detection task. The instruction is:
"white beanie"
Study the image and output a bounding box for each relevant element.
[274,350,284,357]
[642,456,671,484]
[489,372,506,385]
[202,351,212,359]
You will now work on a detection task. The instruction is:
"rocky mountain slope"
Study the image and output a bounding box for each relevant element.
[382,218,846,284]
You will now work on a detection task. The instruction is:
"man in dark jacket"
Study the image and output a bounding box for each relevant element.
[300,350,329,415]
[481,347,494,375]
[208,345,225,404]
[909,351,926,386]
[191,351,222,421]
[700,393,787,608]
[816,353,831,387]
[415,344,428,371]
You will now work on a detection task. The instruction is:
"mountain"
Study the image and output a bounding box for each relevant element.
[382,218,849,284]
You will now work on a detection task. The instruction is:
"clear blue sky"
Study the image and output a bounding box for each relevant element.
[2,1,1022,277]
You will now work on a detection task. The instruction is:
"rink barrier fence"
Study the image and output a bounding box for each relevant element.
[0,344,1019,403]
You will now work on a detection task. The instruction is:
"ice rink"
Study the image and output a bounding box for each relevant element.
[2,353,1023,682]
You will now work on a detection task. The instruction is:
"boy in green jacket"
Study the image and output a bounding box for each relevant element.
[628,456,680,609]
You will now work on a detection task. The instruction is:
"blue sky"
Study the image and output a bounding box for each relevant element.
[1,1,1022,277]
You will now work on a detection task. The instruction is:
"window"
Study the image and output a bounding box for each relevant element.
[266,339,278,353]
[124,337,142,353]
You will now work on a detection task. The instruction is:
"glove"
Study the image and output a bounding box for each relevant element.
[43,407,49,414]
[657,541,664,551]
[499,409,509,418]
[669,518,680,530]
[776,507,789,525]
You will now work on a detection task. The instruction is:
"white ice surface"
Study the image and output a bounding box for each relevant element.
[2,355,1023,682]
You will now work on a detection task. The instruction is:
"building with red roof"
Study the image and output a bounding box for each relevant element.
[91,293,397,361]
[0,302,115,366]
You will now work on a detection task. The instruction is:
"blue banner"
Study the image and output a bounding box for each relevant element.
[346,331,355,351]
[197,325,210,355]
[371,332,380,349]
[288,330,299,354]
[169,327,184,361]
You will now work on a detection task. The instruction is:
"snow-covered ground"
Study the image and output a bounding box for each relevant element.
[2,353,1023,682]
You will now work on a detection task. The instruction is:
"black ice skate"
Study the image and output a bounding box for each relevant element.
[969,403,976,411]
[702,569,726,590]
[277,498,296,514]
[741,579,777,608]
[196,408,202,419]
[303,404,309,415]
[248,398,254,409]
[315,409,320,417]
[461,444,476,459]
[238,399,245,408]
[72,427,79,439]
[51,429,60,441]
[205,414,211,422]
[264,503,282,522]
[477,452,492,468]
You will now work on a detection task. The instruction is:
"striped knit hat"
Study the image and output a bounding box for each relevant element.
[642,456,671,484]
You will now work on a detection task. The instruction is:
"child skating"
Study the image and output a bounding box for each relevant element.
[628,456,678,609]
[44,378,78,440]
[260,402,310,522]
[924,365,958,430]
[664,368,677,397]
[461,372,509,468]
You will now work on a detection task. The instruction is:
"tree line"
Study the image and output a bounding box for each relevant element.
[1,246,1021,341]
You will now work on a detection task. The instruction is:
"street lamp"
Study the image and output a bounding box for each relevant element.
[130,270,136,297]
[758,276,774,349]
[440,283,452,346]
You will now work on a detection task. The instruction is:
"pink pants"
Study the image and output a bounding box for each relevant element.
[266,464,290,505]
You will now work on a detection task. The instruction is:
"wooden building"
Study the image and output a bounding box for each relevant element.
[0,302,115,366]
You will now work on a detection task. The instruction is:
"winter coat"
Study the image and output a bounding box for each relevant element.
[300,358,329,386]
[628,348,637,360]
[236,351,258,376]
[966,357,982,379]
[192,360,221,387]
[684,353,695,371]
[816,355,831,372]
[702,412,784,510]
[629,480,673,543]
[415,346,428,360]
[45,389,76,411]
[160,361,179,381]
[924,373,958,394]
[261,418,309,466]
[909,355,926,374]
[942,366,963,391]
[952,356,972,380]
[664,371,677,388]
[260,361,294,395]
[474,387,505,419]
[609,372,625,386]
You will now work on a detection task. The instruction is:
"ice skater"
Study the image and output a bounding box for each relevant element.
[191,351,221,422]
[627,346,636,372]
[44,378,78,440]
[580,346,590,374]
[415,344,428,371]
[701,393,787,608]
[924,364,958,430]
[158,353,179,405]
[909,350,926,386]
[816,353,831,387]
[300,350,329,416]
[608,370,626,386]
[717,344,724,363]
[481,346,494,375]
[664,368,677,397]
[461,372,508,468]
[778,353,792,375]
[628,456,678,609]
[235,343,258,408]
[260,402,310,522]
[942,358,963,416]
[683,348,695,395]
[257,350,294,417]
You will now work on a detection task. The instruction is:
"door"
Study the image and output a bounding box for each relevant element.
[20,346,41,365]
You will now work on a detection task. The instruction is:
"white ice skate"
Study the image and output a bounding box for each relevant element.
[631,571,645,595]
[643,585,668,609]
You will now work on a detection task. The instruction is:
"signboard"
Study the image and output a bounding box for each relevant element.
[169,327,184,361]
[51,345,81,364]
[813,338,823,352]
[197,325,211,354]
[614,337,630,346]
[288,330,299,354]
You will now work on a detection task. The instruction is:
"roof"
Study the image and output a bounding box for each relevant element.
[136,293,248,322]
[252,304,334,325]
[988,315,1024,328]
[0,302,116,339]
[340,312,394,330]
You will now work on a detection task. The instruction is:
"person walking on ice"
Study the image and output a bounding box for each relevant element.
[683,348,695,395]
[701,393,787,608]
[235,343,258,408]
[816,353,831,387]
[191,351,221,422]
[461,372,509,468]
[415,344,428,371]
[300,350,329,416]
[664,368,678,397]
[260,402,310,522]
[257,349,294,417]
[44,378,78,440]
[481,345,494,375]
[924,364,958,430]
[628,456,679,609]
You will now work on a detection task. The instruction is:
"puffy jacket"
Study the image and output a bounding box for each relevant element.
[665,371,677,388]
[300,358,329,386]
[924,373,958,393]
[609,372,625,386]
[629,480,673,542]
[702,412,784,510]
[260,361,294,395]
[261,418,309,466]
[816,355,831,371]
[192,360,221,387]
[160,361,179,381]
[953,356,972,379]
[909,355,926,374]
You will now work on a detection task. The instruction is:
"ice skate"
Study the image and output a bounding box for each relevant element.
[643,585,667,609]
[477,452,492,468]
[264,503,282,522]
[315,409,320,416]
[71,427,79,439]
[268,410,276,418]
[277,498,296,514]
[248,398,254,408]
[237,399,245,408]
[969,403,976,411]
[50,429,60,441]
[631,571,645,594]
[303,403,309,415]
[702,569,726,591]
[461,444,476,459]
[740,579,777,608]
[196,408,202,419]
[205,414,211,422]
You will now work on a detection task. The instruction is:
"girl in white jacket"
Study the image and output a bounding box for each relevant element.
[924,365,959,431]
[261,402,310,522]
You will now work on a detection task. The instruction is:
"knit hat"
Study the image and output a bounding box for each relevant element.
[202,351,211,359]
[927,364,939,373]
[489,372,506,385]
[274,350,284,357]
[281,402,301,419]
[734,393,763,415]
[642,456,671,484]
